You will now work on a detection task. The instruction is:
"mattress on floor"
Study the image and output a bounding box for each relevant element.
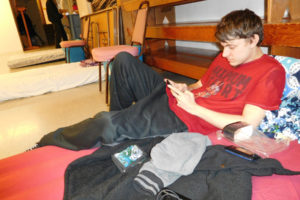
[7,49,65,68]
[0,134,299,200]
[0,62,104,102]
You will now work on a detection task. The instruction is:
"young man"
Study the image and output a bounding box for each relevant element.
[36,9,285,150]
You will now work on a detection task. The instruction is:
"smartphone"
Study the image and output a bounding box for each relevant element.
[224,145,260,161]
[112,145,146,173]
[166,80,182,95]
[166,79,171,85]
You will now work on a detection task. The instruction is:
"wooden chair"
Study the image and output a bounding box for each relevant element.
[91,1,149,104]
[60,16,90,63]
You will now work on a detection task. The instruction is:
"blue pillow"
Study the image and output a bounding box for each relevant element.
[258,96,300,143]
[258,56,300,143]
[274,56,300,99]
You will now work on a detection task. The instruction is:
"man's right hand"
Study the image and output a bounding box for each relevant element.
[164,79,188,92]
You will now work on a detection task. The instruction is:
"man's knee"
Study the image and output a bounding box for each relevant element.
[112,52,135,76]
[115,51,134,63]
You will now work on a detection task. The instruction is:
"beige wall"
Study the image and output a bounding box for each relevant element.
[0,0,92,56]
[41,0,71,24]
[76,0,92,17]
[0,0,23,54]
[42,0,93,23]
[40,0,51,24]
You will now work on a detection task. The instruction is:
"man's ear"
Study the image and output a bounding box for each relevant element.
[249,34,260,47]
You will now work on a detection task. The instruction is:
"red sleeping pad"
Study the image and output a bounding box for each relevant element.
[0,133,299,200]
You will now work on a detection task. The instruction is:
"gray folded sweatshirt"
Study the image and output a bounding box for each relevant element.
[133,132,211,196]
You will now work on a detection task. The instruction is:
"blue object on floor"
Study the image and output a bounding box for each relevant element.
[64,47,85,63]
[134,45,143,62]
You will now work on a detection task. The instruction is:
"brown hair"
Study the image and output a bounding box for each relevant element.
[215,9,263,46]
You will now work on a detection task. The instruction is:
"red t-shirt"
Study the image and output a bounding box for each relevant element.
[167,53,286,134]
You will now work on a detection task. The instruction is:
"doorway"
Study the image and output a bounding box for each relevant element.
[10,0,82,51]
[9,0,55,50]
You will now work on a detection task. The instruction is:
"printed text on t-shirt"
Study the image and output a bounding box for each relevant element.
[199,65,252,99]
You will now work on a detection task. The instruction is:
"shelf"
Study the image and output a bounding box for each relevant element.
[146,21,300,47]
[144,21,300,79]
[263,22,300,47]
[119,0,300,79]
[144,46,218,79]
[121,0,203,11]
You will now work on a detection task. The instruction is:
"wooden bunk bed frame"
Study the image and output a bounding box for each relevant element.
[120,0,300,79]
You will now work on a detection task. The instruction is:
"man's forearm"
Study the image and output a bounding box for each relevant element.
[188,80,202,91]
[191,105,243,129]
[173,81,266,129]
[189,104,266,129]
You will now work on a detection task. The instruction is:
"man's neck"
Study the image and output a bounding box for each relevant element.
[251,47,264,62]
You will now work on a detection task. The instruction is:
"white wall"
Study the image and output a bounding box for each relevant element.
[0,0,23,55]
[175,0,266,51]
[176,0,264,22]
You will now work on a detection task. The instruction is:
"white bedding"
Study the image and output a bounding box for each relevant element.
[0,62,103,102]
[7,49,65,68]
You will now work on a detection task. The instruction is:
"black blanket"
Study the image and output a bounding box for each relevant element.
[64,137,300,200]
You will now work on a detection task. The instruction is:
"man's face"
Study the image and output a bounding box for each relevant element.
[220,38,254,67]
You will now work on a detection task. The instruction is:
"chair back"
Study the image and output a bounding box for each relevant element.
[81,16,90,41]
[131,1,149,49]
[81,16,91,58]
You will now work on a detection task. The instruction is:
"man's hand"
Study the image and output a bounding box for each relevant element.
[176,91,198,115]
[165,79,188,92]
[167,82,198,115]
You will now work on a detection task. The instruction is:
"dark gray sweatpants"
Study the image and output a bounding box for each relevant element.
[38,52,187,150]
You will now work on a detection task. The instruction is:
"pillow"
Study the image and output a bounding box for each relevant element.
[258,56,300,143]
[274,56,300,99]
[258,96,300,143]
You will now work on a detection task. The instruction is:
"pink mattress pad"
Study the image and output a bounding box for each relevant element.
[0,133,299,200]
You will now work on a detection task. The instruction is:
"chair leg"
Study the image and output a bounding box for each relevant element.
[68,48,71,63]
[105,62,109,104]
[105,60,114,104]
[98,62,102,92]
[64,48,67,63]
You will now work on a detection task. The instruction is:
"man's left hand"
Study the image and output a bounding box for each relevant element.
[171,89,198,115]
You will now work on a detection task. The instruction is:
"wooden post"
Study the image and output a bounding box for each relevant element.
[289,0,300,20]
[267,0,300,58]
[267,0,300,23]
[17,7,39,50]
[154,6,176,48]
